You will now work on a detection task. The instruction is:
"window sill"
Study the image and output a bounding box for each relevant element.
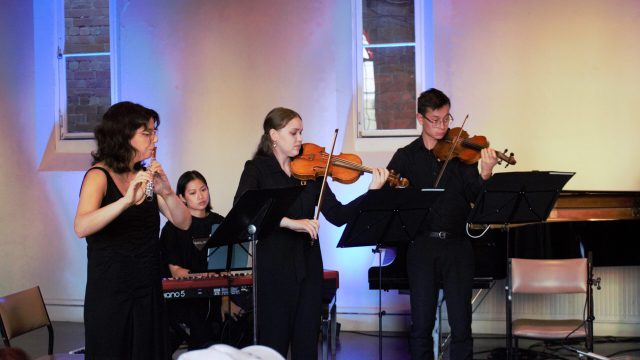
[38,127,94,171]
[354,135,418,153]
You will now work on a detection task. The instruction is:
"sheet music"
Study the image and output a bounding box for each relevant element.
[207,223,252,271]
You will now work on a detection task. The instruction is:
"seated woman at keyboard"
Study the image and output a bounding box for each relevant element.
[161,170,245,354]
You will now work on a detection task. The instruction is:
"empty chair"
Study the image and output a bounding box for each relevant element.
[0,286,54,357]
[506,254,594,358]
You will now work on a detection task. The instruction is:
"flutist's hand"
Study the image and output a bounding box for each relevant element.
[124,171,151,206]
[147,160,174,198]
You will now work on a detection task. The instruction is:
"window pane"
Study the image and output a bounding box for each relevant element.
[66,55,111,133]
[65,0,110,54]
[363,0,414,45]
[362,46,416,130]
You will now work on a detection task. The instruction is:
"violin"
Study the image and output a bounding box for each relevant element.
[290,143,409,188]
[432,127,516,166]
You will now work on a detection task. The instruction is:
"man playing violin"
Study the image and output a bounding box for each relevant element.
[386,88,499,360]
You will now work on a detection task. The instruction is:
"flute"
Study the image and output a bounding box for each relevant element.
[144,147,157,202]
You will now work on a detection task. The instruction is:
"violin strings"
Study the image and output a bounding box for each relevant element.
[319,155,368,172]
[321,155,398,180]
[461,138,486,151]
[332,158,368,171]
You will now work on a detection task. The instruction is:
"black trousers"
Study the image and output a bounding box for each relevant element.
[84,250,166,360]
[407,235,475,360]
[257,239,323,359]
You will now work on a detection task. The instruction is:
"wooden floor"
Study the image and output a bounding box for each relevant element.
[3,322,640,359]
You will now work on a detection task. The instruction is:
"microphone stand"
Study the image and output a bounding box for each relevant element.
[248,224,258,345]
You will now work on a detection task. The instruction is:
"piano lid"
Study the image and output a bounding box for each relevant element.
[470,190,640,229]
[548,190,640,222]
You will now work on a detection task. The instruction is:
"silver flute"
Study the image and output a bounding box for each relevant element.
[144,147,157,201]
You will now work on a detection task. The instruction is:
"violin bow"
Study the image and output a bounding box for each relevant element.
[311,129,339,244]
[433,114,469,188]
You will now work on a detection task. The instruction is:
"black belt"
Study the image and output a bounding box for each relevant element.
[427,231,454,239]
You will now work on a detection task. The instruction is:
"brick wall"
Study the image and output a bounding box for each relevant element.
[66,56,111,133]
[65,0,110,53]
[363,0,416,130]
[64,0,111,134]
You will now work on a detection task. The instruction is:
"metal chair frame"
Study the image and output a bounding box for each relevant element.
[0,286,54,355]
[506,253,595,359]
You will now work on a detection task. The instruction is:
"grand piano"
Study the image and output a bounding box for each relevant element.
[369,190,640,290]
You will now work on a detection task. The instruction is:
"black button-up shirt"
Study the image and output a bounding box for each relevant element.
[387,137,485,235]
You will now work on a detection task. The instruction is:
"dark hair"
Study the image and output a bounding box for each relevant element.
[91,101,160,173]
[417,88,451,116]
[176,170,212,212]
[253,107,301,159]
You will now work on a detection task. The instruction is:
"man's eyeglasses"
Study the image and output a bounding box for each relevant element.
[422,114,454,127]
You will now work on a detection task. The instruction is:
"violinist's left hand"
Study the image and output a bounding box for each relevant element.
[480,148,499,180]
[368,167,390,190]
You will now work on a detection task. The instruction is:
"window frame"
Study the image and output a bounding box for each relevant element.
[55,0,119,141]
[354,0,433,138]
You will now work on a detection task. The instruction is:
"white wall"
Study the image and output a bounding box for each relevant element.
[429,0,640,336]
[434,0,640,190]
[0,0,638,335]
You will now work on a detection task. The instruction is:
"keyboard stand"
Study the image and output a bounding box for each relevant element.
[320,269,339,360]
[320,292,337,360]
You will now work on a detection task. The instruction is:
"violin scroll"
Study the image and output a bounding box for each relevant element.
[500,148,516,167]
[388,170,409,188]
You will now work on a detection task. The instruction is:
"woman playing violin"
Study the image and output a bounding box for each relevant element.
[233,107,388,359]
[386,89,499,360]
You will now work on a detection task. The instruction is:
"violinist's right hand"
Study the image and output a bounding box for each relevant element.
[280,217,319,240]
[368,167,390,190]
[124,171,152,206]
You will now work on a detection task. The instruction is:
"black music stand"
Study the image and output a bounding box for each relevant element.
[467,171,574,359]
[338,188,444,360]
[208,186,304,345]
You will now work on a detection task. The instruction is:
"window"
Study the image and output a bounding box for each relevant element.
[356,0,432,137]
[57,0,118,140]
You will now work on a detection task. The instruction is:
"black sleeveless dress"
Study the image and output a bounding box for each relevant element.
[83,167,165,360]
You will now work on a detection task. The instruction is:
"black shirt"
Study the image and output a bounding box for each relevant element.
[233,154,361,228]
[161,212,225,276]
[387,136,485,234]
[233,154,363,280]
